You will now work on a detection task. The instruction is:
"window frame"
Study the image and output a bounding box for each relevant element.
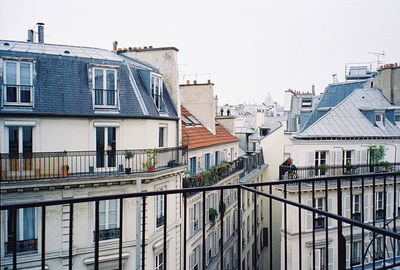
[150,73,164,111]
[156,187,165,228]
[155,251,164,270]
[3,60,33,106]
[92,67,117,109]
[93,199,120,242]
[159,125,167,148]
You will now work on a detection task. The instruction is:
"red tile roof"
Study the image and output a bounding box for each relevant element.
[181,106,239,150]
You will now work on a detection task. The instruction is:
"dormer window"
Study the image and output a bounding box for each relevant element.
[3,60,33,106]
[150,73,165,112]
[93,68,117,108]
[395,113,400,124]
[375,114,383,122]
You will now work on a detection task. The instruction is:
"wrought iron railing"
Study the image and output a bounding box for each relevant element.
[279,162,400,180]
[0,146,188,181]
[2,172,400,269]
[3,84,33,104]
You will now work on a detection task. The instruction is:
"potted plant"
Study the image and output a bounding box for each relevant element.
[319,164,328,174]
[379,161,391,172]
[308,169,314,177]
[369,145,386,172]
[289,164,297,179]
[209,208,218,226]
[61,164,69,177]
[142,148,159,172]
[124,150,134,174]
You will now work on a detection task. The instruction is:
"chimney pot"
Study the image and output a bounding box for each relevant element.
[144,46,148,49]
[27,29,34,42]
[208,79,211,84]
[186,80,190,84]
[194,80,197,84]
[112,41,118,51]
[37,22,45,43]
[149,46,153,49]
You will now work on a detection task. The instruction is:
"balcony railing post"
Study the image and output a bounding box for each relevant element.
[337,178,346,269]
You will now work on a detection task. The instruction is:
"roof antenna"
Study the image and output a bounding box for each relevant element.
[368,51,385,69]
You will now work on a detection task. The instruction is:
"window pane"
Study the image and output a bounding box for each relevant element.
[6,85,17,102]
[96,127,105,168]
[9,127,19,155]
[94,69,103,89]
[6,62,17,84]
[23,127,33,154]
[106,70,115,105]
[108,200,118,228]
[23,208,35,240]
[99,201,106,230]
[20,63,31,85]
[20,85,31,103]
[159,127,164,147]
[107,127,116,167]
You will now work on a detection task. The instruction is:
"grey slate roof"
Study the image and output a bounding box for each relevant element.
[0,40,178,119]
[295,88,400,138]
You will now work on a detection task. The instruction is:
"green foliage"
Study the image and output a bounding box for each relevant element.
[319,164,328,172]
[379,161,391,168]
[369,145,386,164]
[209,208,218,226]
[62,164,69,170]
[219,200,226,217]
[308,169,314,177]
[124,150,134,160]
[143,148,159,168]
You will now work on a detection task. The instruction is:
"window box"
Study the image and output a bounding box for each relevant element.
[93,228,120,241]
[5,239,38,254]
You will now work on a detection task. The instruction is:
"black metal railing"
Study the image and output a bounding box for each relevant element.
[3,84,33,104]
[93,88,117,106]
[0,146,188,181]
[92,228,121,241]
[279,162,400,180]
[2,172,400,269]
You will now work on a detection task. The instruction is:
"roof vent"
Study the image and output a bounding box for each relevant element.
[64,50,70,54]
[3,42,10,46]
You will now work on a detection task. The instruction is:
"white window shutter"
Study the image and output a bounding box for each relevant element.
[361,150,367,164]
[211,153,214,167]
[364,239,371,263]
[206,196,209,223]
[364,194,370,222]
[387,237,394,258]
[306,199,312,231]
[328,197,333,227]
[344,195,350,218]
[387,191,393,218]
[190,206,194,236]
[329,151,335,166]
[328,247,333,270]
[307,152,314,167]
[197,156,202,170]
[206,236,210,264]
[189,251,194,268]
[199,202,203,229]
[355,150,361,165]
[335,151,342,165]
[346,243,350,268]
[315,248,321,270]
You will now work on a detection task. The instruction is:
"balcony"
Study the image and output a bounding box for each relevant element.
[0,146,187,181]
[2,171,400,269]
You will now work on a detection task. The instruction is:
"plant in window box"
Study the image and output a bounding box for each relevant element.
[307,169,314,177]
[124,150,134,174]
[142,148,159,172]
[61,165,69,177]
[219,200,226,217]
[318,164,328,173]
[288,164,297,179]
[209,208,218,226]
[345,160,353,175]
[379,161,391,172]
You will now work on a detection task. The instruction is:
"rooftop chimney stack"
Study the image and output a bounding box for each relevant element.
[112,41,118,51]
[312,85,315,96]
[27,29,34,42]
[37,22,45,43]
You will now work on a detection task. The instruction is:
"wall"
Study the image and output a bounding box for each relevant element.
[0,117,177,153]
[180,83,216,134]
[215,115,236,135]
[0,167,186,270]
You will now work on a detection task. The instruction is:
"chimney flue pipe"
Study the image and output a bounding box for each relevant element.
[37,22,45,43]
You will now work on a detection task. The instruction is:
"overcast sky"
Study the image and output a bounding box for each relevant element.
[1,0,399,105]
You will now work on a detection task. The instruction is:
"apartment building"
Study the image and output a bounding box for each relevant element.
[0,32,186,269]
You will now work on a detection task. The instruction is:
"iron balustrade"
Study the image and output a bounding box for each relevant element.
[94,88,117,106]
[0,146,188,181]
[3,84,33,104]
[279,162,400,180]
[2,172,400,269]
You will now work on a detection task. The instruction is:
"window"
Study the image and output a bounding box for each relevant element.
[150,74,165,111]
[190,202,201,236]
[352,195,361,221]
[315,151,327,176]
[313,247,333,270]
[8,126,33,172]
[95,199,120,241]
[159,126,167,147]
[3,61,33,105]
[6,208,37,253]
[375,114,383,122]
[395,114,400,122]
[376,192,384,221]
[351,241,361,266]
[204,153,210,170]
[343,150,352,166]
[190,157,197,176]
[301,97,312,108]
[156,252,164,270]
[215,151,220,166]
[96,127,116,168]
[93,68,117,108]
[190,244,201,270]
[156,188,165,228]
[314,198,325,229]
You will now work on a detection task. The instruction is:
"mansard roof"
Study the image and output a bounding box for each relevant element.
[0,40,178,119]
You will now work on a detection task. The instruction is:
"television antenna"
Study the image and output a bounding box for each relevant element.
[368,51,385,69]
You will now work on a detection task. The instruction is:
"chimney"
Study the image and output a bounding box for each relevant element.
[208,79,211,84]
[186,80,190,84]
[27,29,34,42]
[193,80,197,84]
[312,85,315,96]
[37,22,45,43]
[112,41,118,51]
